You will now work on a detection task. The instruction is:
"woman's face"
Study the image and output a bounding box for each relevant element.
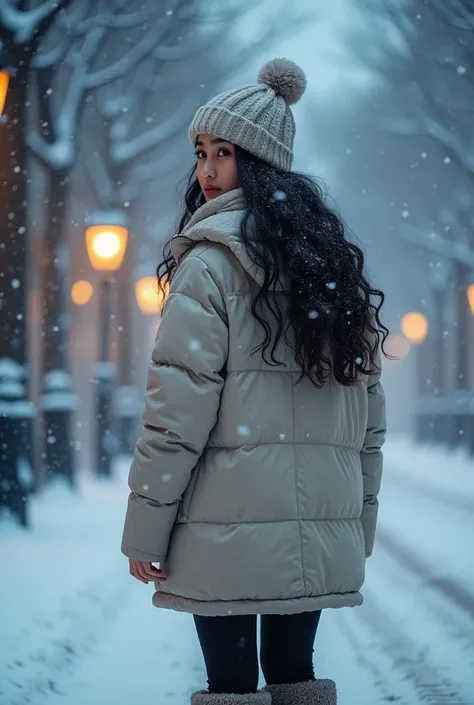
[195,133,240,200]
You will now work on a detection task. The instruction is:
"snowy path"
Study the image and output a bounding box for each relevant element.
[1,437,473,704]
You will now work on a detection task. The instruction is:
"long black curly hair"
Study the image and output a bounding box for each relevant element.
[157,146,389,388]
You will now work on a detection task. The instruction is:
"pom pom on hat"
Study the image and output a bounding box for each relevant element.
[257,58,307,105]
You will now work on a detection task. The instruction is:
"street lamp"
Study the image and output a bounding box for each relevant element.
[112,269,168,455]
[0,70,9,116]
[0,45,15,117]
[85,211,129,477]
[135,275,168,314]
[382,334,411,364]
[467,283,474,317]
[401,311,430,443]
[401,312,429,344]
[71,280,93,306]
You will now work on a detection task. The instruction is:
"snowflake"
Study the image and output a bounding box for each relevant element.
[443,157,451,164]
[326,282,336,290]
[237,425,250,437]
[456,65,467,75]
[279,433,286,440]
[143,484,149,491]
[162,473,172,483]
[271,190,287,202]
[355,356,363,365]
[402,209,409,218]
[188,339,201,352]
[308,310,319,319]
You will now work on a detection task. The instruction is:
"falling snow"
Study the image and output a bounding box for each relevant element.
[188,339,201,352]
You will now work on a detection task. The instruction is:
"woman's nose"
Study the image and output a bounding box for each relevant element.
[204,160,216,177]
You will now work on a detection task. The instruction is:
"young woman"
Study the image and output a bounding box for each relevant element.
[121,58,387,705]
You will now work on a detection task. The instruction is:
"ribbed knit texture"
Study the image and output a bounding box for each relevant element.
[189,81,296,172]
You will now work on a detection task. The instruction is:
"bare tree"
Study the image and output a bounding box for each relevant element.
[353,0,474,445]
[24,0,182,484]
[78,0,304,454]
[0,0,75,524]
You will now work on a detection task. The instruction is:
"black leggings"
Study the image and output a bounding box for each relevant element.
[193,610,322,694]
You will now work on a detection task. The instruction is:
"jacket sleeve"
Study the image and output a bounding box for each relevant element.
[121,254,228,563]
[360,349,386,558]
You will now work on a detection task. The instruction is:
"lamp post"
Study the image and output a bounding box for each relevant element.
[401,312,429,442]
[118,269,168,457]
[85,212,129,477]
[113,269,167,457]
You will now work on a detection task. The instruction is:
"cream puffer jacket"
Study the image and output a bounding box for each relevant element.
[121,188,386,616]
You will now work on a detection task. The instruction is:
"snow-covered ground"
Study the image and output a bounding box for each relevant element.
[1,435,473,705]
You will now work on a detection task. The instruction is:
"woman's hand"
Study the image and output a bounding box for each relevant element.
[129,559,167,584]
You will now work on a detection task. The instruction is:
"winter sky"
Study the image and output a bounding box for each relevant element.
[228,0,380,177]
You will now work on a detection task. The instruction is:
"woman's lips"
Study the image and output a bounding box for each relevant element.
[204,186,221,193]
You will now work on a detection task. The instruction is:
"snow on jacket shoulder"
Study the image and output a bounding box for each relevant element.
[121,187,386,616]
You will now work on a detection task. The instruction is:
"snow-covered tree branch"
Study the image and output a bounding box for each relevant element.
[0,0,73,44]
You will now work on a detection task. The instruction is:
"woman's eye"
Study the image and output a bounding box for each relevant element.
[195,151,205,159]
[218,149,231,156]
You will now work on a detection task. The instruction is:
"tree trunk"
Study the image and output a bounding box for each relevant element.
[0,67,28,363]
[39,169,77,486]
[0,59,33,525]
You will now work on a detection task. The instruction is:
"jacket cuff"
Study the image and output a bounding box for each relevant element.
[121,542,166,563]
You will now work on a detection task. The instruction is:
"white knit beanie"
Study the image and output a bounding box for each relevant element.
[189,58,307,172]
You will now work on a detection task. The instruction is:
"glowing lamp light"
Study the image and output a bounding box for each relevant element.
[71,280,93,305]
[467,283,474,316]
[85,211,129,272]
[401,312,429,344]
[0,70,9,115]
[383,334,411,362]
[135,276,168,314]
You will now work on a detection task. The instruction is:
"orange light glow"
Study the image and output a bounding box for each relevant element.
[468,284,474,316]
[0,70,9,115]
[71,280,93,305]
[135,276,169,314]
[85,224,128,272]
[401,312,429,344]
[383,334,411,362]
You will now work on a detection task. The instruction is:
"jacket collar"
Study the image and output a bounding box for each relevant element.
[171,188,285,290]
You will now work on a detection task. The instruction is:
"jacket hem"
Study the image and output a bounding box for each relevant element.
[151,590,363,616]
